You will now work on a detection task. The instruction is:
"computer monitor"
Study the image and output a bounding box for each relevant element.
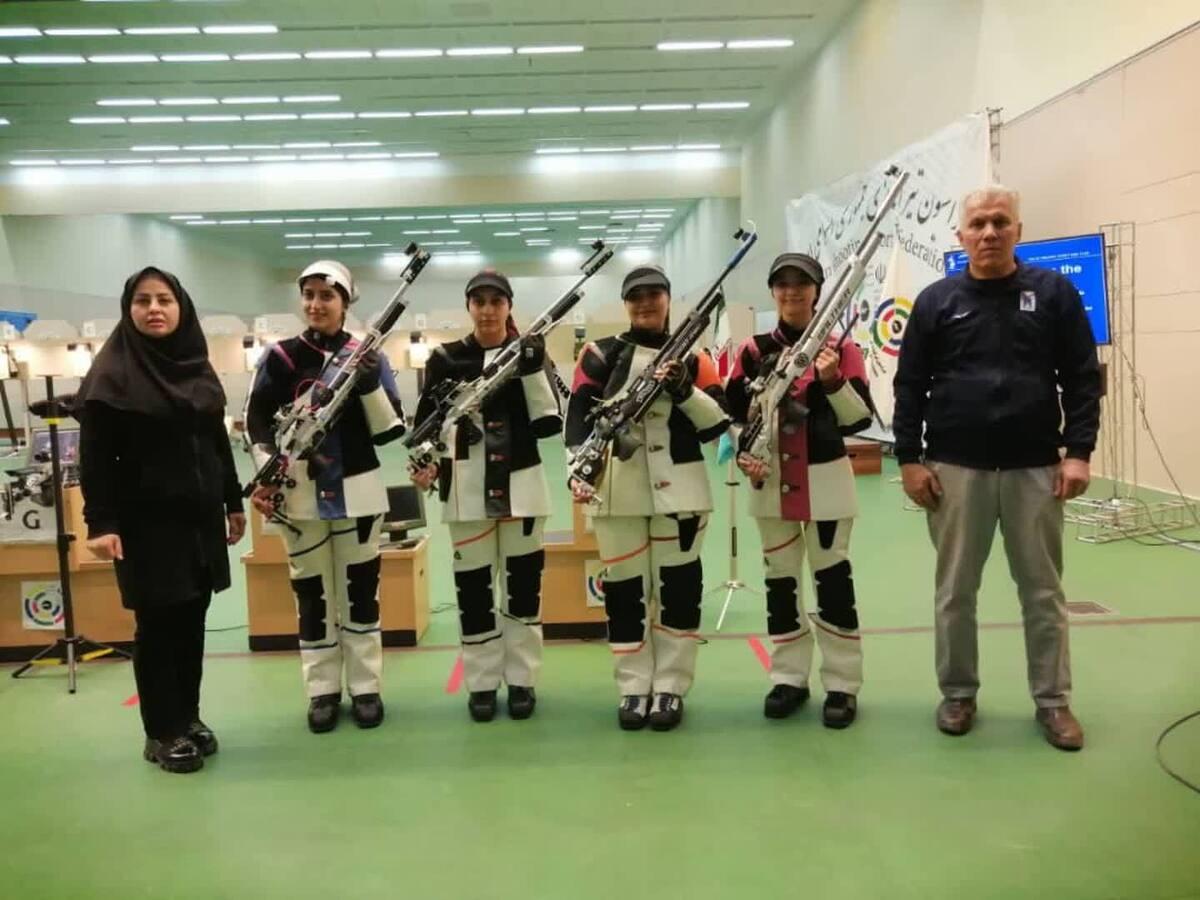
[29,427,81,466]
[383,484,426,544]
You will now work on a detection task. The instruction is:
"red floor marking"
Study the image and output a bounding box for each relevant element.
[747,637,771,672]
[122,694,140,707]
[444,655,464,694]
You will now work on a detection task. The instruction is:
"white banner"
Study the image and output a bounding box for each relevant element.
[785,114,993,432]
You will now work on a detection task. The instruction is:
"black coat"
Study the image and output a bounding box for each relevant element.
[78,401,243,610]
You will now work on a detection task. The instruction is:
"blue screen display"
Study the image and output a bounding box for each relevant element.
[943,233,1110,344]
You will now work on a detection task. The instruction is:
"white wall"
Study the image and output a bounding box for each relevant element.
[0,213,280,320]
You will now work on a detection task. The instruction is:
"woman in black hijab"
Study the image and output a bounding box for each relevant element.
[76,266,245,774]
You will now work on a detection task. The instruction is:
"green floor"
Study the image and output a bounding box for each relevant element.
[2,442,1199,900]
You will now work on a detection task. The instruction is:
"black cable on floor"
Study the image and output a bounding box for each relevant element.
[205,624,248,633]
[1155,709,1200,794]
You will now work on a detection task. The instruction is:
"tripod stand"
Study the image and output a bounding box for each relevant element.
[707,455,762,631]
[12,376,131,693]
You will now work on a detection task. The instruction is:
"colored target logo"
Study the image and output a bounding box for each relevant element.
[871,296,913,358]
[587,571,606,602]
[24,584,64,628]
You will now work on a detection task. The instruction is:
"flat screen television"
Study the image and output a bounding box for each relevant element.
[943,233,1111,344]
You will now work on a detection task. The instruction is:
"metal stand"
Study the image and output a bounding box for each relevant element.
[1065,222,1198,542]
[11,376,131,692]
[708,456,762,631]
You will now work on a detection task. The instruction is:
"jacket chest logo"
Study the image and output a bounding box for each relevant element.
[1020,291,1037,312]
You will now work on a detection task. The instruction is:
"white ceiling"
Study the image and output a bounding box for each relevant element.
[0,0,856,163]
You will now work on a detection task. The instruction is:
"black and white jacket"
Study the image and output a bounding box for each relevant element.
[414,334,562,522]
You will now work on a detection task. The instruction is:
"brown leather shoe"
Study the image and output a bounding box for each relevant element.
[936,698,977,736]
[1036,706,1084,751]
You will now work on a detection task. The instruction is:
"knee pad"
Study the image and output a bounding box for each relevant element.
[345,556,381,625]
[815,520,838,551]
[505,549,545,619]
[455,566,496,637]
[814,560,858,630]
[765,576,801,635]
[659,559,702,631]
[291,575,327,642]
[602,574,646,644]
[355,514,378,546]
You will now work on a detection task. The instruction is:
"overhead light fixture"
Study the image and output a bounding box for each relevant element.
[582,147,628,153]
[584,105,636,113]
[640,103,693,111]
[334,141,382,148]
[202,25,279,36]
[60,159,106,166]
[535,147,580,155]
[186,115,239,123]
[222,96,281,105]
[446,46,513,57]
[677,143,720,150]
[160,158,202,165]
[130,115,184,124]
[283,94,340,103]
[284,141,331,149]
[170,214,202,220]
[414,109,467,118]
[97,98,156,107]
[357,111,411,119]
[255,154,297,162]
[493,231,520,237]
[0,28,42,38]
[234,52,301,62]
[657,41,724,51]
[205,157,249,164]
[160,53,230,63]
[631,144,674,152]
[471,108,524,116]
[233,143,281,150]
[376,48,442,58]
[89,54,159,63]
[528,106,581,115]
[46,28,121,37]
[578,225,606,231]
[16,54,87,64]
[244,113,297,122]
[393,151,438,158]
[123,27,201,37]
[578,209,611,216]
[301,112,356,120]
[161,97,220,106]
[10,159,57,167]
[517,45,584,54]
[726,38,794,50]
[304,50,372,60]
[71,116,125,124]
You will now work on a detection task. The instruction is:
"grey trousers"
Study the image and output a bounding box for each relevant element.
[926,462,1071,708]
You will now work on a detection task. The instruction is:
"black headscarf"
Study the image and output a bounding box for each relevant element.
[73,266,226,421]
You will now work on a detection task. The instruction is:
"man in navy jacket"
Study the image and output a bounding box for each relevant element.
[893,185,1101,751]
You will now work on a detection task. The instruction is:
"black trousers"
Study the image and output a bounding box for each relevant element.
[132,593,212,741]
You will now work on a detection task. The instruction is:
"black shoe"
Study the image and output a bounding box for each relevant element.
[618,695,650,731]
[507,686,537,720]
[143,736,203,773]
[823,691,857,729]
[307,693,341,733]
[468,690,498,722]
[763,684,811,719]
[187,719,218,756]
[648,693,684,731]
[351,693,385,729]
